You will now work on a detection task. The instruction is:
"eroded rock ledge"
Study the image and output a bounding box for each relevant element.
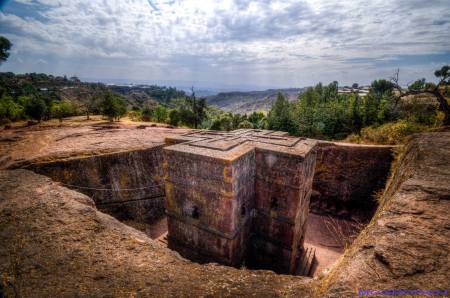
[318,132,450,297]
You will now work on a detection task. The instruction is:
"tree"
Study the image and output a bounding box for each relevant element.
[24,96,47,122]
[248,111,266,129]
[168,109,180,126]
[141,106,154,121]
[371,79,394,98]
[210,114,233,131]
[77,84,103,120]
[391,66,450,125]
[267,93,295,133]
[51,101,73,124]
[352,83,359,89]
[186,87,206,128]
[0,94,24,121]
[99,91,127,121]
[0,36,12,64]
[154,105,168,123]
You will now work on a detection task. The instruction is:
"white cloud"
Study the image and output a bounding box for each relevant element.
[1,0,449,88]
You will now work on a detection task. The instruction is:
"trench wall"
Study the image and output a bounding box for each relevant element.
[21,139,393,229]
[311,142,394,221]
[27,146,165,223]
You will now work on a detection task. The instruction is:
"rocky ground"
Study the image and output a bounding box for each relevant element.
[0,120,449,297]
[0,116,191,169]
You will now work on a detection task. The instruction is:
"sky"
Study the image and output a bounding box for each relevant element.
[0,0,449,90]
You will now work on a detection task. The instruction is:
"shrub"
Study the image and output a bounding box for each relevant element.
[238,120,253,129]
[154,105,168,123]
[168,109,180,126]
[127,110,142,121]
[0,95,24,121]
[24,96,47,122]
[51,101,73,123]
[360,120,427,145]
[141,107,153,121]
[210,114,233,131]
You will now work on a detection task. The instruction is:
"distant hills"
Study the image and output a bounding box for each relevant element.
[1,72,306,114]
[206,88,304,114]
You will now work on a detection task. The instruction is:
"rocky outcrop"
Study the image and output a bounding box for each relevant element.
[318,132,450,297]
[311,142,394,221]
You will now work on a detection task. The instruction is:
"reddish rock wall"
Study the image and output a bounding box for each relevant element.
[247,148,315,273]
[311,142,394,220]
[164,146,254,266]
[26,146,166,223]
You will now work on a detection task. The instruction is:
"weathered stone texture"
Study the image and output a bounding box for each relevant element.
[164,129,317,273]
[311,142,394,220]
[27,146,166,223]
[318,132,450,297]
[1,128,448,296]
[0,169,313,297]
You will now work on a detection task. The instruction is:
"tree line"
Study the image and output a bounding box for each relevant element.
[266,66,449,143]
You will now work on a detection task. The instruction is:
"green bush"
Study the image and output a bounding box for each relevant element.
[51,101,74,123]
[127,110,142,121]
[168,109,180,126]
[360,120,427,145]
[99,92,127,121]
[24,96,47,122]
[154,105,168,123]
[238,120,253,129]
[210,114,233,131]
[0,95,24,121]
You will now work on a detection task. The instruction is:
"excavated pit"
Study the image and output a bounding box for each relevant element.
[25,147,167,225]
[12,129,394,277]
[2,130,449,297]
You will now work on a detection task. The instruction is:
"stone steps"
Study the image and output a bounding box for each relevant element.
[295,246,316,277]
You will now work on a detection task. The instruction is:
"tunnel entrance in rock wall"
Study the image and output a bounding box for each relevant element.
[25,130,393,278]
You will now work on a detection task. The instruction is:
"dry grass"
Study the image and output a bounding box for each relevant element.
[323,216,366,248]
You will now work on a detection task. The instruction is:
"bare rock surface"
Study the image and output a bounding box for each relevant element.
[0,169,312,297]
[311,142,394,220]
[318,132,450,297]
[0,119,191,169]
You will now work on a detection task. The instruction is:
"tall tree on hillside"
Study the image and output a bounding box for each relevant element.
[267,92,295,133]
[76,84,103,120]
[0,36,12,65]
[99,91,127,122]
[186,87,206,128]
[391,66,450,125]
